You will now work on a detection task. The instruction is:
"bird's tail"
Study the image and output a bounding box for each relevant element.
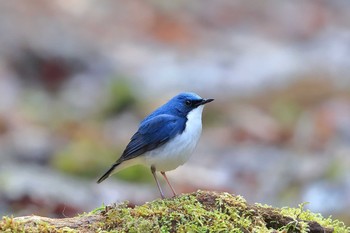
[97,162,121,183]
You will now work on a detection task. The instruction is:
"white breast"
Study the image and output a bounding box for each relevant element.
[143,105,204,171]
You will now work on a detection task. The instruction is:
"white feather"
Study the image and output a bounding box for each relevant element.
[121,105,204,172]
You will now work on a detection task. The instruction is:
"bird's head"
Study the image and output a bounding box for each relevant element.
[169,92,214,117]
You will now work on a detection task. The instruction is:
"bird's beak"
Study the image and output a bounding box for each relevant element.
[197,98,214,106]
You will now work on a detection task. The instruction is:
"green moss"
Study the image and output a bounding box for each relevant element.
[52,132,154,182]
[1,191,349,233]
[102,78,137,117]
[93,191,349,232]
[115,165,154,183]
[0,216,61,233]
[280,203,349,233]
[51,137,118,178]
[269,99,302,128]
[0,216,25,232]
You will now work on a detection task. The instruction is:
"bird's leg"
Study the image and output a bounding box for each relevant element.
[161,171,177,197]
[151,165,165,199]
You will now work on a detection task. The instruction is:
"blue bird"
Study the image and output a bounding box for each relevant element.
[97,92,214,198]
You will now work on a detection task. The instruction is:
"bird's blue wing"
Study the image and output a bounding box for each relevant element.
[117,114,186,163]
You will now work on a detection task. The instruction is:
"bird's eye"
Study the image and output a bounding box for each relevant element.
[185,100,192,106]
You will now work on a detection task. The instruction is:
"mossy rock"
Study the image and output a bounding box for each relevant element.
[1,191,348,232]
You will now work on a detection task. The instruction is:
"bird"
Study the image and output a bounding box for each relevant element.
[97,92,214,199]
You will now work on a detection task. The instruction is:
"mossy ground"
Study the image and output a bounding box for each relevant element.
[1,191,349,233]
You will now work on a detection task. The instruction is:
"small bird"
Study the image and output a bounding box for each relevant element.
[97,92,214,198]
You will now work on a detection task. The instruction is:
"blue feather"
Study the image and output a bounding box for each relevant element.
[118,114,186,162]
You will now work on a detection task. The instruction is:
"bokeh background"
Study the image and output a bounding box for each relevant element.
[0,0,350,225]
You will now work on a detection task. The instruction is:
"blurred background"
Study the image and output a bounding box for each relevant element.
[0,0,350,225]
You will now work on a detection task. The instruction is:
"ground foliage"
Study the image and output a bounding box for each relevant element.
[1,191,348,233]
